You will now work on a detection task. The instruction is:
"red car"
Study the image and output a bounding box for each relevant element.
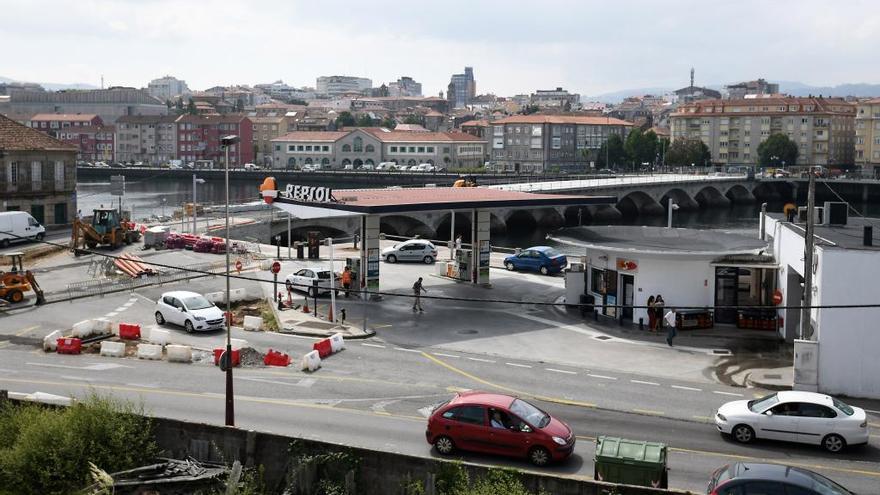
[425,391,575,466]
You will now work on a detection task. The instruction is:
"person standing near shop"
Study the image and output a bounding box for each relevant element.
[412,277,427,312]
[646,295,656,332]
[664,307,678,346]
[341,265,353,298]
[454,234,463,258]
[653,295,665,332]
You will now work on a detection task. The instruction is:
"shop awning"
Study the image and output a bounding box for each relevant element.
[710,254,778,269]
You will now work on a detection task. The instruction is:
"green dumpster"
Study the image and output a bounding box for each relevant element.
[594,435,668,489]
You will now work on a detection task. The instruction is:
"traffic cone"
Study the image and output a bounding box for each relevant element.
[302,296,310,313]
[327,303,334,322]
[286,289,293,308]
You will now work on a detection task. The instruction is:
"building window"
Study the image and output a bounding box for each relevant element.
[322,145,329,152]
[426,146,434,153]
[390,146,397,153]
[305,145,312,151]
[31,161,42,188]
[8,162,19,184]
[551,137,561,149]
[297,145,304,151]
[353,137,363,152]
[408,146,416,153]
[365,144,375,153]
[493,126,503,136]
[443,147,450,153]
[342,144,351,152]
[54,161,64,189]
[417,146,425,153]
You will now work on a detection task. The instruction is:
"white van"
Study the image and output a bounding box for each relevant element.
[243,163,260,171]
[0,211,46,248]
[376,162,396,171]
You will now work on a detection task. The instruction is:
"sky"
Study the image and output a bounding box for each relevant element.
[2,0,880,97]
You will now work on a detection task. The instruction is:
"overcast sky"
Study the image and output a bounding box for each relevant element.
[3,0,879,97]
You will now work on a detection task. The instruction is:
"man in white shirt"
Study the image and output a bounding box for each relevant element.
[664,308,677,347]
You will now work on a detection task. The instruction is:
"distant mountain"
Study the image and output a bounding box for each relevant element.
[0,75,98,91]
[775,81,880,98]
[585,87,675,104]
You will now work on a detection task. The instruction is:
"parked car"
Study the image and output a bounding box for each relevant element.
[416,163,435,172]
[0,211,45,248]
[426,391,575,466]
[714,391,868,453]
[360,163,375,171]
[285,268,340,297]
[381,239,438,264]
[301,164,316,172]
[343,164,355,170]
[503,246,567,275]
[243,163,259,170]
[376,162,395,171]
[154,290,225,333]
[707,462,853,495]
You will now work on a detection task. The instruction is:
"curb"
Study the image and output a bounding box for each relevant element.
[746,372,792,392]
[278,327,376,340]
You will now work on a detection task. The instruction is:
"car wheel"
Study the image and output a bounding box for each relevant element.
[528,446,551,467]
[0,239,9,248]
[7,289,23,304]
[434,436,455,455]
[35,233,44,241]
[822,434,846,453]
[184,320,194,333]
[423,255,434,264]
[505,261,515,271]
[386,254,397,263]
[540,266,550,275]
[732,424,755,444]
[155,311,165,325]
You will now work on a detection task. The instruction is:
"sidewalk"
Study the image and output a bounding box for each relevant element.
[262,277,374,339]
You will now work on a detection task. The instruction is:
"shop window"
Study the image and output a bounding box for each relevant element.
[590,268,604,294]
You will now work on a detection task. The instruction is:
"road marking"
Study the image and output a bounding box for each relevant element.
[671,385,702,392]
[546,368,576,375]
[466,357,495,363]
[26,362,131,371]
[869,422,880,428]
[446,386,470,393]
[505,362,532,368]
[394,347,422,353]
[588,374,617,380]
[372,324,393,329]
[361,343,385,348]
[633,409,665,415]
[865,409,880,414]
[713,391,744,397]
[113,306,126,312]
[14,325,40,337]
[421,352,596,409]
[631,379,660,386]
[692,415,713,421]
[433,353,460,358]
[105,312,118,317]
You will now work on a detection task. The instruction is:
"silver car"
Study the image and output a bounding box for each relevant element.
[382,239,438,264]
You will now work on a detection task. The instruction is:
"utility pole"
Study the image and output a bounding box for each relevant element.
[800,170,816,340]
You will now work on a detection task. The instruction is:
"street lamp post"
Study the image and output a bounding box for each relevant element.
[667,201,680,228]
[161,197,166,219]
[220,135,239,427]
[192,174,205,233]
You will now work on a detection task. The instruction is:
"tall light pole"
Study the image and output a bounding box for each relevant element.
[221,134,239,427]
[192,174,205,233]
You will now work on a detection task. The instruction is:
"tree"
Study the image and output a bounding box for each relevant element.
[403,114,423,125]
[186,98,196,115]
[758,133,798,168]
[597,133,626,169]
[665,139,712,167]
[623,128,659,169]
[334,111,356,128]
[356,114,374,127]
[285,97,307,105]
[519,104,540,115]
[380,117,396,129]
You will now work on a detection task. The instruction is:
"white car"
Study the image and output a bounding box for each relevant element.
[285,268,340,297]
[714,391,868,453]
[301,165,316,172]
[376,162,395,171]
[155,290,225,333]
[243,163,259,170]
[381,239,438,264]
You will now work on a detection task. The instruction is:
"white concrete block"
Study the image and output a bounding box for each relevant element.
[43,330,63,351]
[243,315,262,331]
[205,291,224,304]
[71,320,94,338]
[166,344,192,363]
[100,340,125,358]
[230,288,247,302]
[148,328,170,346]
[230,338,248,351]
[260,260,272,271]
[93,319,112,335]
[137,343,163,360]
[301,350,321,371]
[329,332,345,352]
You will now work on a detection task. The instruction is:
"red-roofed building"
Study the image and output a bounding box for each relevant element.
[488,114,634,173]
[176,114,254,167]
[27,113,113,162]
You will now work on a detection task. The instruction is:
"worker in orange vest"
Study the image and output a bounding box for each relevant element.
[341,265,353,298]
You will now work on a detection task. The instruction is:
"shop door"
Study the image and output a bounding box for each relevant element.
[603,269,618,318]
[714,267,738,323]
[30,204,45,225]
[54,202,67,225]
[621,274,634,320]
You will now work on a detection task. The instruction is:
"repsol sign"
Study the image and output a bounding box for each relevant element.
[279,184,334,203]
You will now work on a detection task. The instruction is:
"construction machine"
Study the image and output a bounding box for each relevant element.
[0,252,45,305]
[70,208,141,255]
[452,175,478,187]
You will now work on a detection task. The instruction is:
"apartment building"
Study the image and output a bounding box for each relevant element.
[670,96,856,167]
[488,115,633,173]
[271,129,485,170]
[176,114,254,167]
[448,67,476,108]
[28,114,114,162]
[388,76,422,97]
[855,99,880,177]
[147,75,190,101]
[251,115,290,166]
[115,115,178,165]
[530,87,580,109]
[316,76,372,96]
[0,114,77,225]
[0,87,167,124]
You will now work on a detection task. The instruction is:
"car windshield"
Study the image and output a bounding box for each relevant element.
[832,397,854,416]
[182,296,213,310]
[540,248,561,257]
[509,398,550,428]
[748,393,779,412]
[316,271,331,279]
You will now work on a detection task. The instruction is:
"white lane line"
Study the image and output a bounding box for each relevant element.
[394,347,422,353]
[505,362,532,368]
[546,368,577,375]
[713,391,744,397]
[104,312,118,317]
[433,353,460,358]
[671,385,702,392]
[588,374,617,380]
[113,306,126,312]
[864,409,880,414]
[631,379,660,386]
[467,357,495,363]
[361,343,386,348]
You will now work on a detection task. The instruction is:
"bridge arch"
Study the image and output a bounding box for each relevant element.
[532,207,565,229]
[435,213,472,240]
[694,186,731,208]
[617,191,664,217]
[380,215,435,239]
[564,206,591,226]
[725,184,755,204]
[659,188,699,211]
[505,210,538,233]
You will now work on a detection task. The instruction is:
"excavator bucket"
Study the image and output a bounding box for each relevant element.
[25,271,45,306]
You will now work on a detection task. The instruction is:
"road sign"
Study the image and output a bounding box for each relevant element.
[271,261,281,274]
[235,259,242,273]
[772,289,783,306]
[219,351,230,372]
[110,175,125,196]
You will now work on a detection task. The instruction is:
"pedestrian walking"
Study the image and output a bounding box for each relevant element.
[664,307,678,346]
[341,266,353,298]
[653,295,665,332]
[646,295,656,331]
[453,234,462,258]
[412,276,427,312]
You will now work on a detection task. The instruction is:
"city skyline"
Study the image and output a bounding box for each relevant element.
[3,0,880,97]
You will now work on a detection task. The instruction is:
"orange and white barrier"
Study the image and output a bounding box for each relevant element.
[43,330,63,351]
[329,333,345,353]
[301,350,321,371]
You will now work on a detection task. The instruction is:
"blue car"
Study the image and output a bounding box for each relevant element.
[503,246,567,275]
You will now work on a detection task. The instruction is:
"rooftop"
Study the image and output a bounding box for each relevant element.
[769,212,880,251]
[30,113,99,122]
[272,131,348,142]
[551,226,769,256]
[0,114,78,152]
[493,114,633,126]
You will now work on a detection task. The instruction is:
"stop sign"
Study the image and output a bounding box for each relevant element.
[772,289,783,305]
[235,259,242,272]
[271,261,281,274]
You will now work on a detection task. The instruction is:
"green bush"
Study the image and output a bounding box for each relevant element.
[0,394,158,495]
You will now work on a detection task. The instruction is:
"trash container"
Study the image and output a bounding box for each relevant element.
[307,231,320,259]
[579,294,595,317]
[296,241,304,260]
[594,436,667,489]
